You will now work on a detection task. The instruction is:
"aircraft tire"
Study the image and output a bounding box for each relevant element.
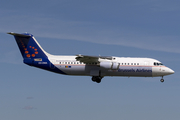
[91,76,102,83]
[160,79,164,83]
[96,79,101,83]
[92,76,97,82]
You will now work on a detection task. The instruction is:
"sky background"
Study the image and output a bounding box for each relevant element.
[0,0,180,120]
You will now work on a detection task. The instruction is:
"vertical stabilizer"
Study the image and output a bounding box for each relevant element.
[8,32,66,74]
[8,32,48,58]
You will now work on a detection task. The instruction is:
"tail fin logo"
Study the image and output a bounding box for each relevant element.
[18,39,39,58]
[26,46,39,58]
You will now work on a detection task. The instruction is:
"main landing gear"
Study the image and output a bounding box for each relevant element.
[92,76,103,83]
[160,76,164,83]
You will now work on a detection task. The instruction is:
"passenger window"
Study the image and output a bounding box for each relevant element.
[134,63,136,65]
[137,63,139,65]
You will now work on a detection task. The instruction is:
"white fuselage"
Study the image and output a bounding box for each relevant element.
[47,55,174,77]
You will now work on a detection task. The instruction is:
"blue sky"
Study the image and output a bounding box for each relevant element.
[0,0,180,120]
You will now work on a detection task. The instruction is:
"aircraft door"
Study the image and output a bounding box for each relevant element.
[159,64,162,73]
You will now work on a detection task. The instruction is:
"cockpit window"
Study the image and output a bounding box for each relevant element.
[159,63,163,65]
[154,62,164,66]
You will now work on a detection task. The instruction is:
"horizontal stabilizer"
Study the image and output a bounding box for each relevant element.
[7,32,31,37]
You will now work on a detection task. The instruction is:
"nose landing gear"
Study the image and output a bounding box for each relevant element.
[160,76,164,83]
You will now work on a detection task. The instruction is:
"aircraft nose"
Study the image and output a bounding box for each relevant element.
[167,68,175,75]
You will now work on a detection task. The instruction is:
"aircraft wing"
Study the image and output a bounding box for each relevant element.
[75,54,113,63]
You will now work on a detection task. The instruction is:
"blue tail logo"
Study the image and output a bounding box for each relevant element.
[8,32,47,58]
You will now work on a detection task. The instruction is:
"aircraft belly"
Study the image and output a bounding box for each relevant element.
[54,64,153,77]
[55,65,99,75]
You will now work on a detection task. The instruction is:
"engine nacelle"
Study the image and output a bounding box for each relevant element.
[100,61,112,69]
[111,62,120,70]
[100,61,120,70]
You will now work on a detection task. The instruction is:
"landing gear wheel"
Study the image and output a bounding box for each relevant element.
[91,76,102,83]
[96,79,101,83]
[160,79,164,83]
[92,76,97,82]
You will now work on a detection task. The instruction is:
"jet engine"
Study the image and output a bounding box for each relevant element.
[100,61,120,70]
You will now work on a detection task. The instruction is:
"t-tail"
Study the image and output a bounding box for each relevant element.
[8,32,66,74]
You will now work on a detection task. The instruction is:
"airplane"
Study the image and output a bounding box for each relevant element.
[8,32,175,83]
